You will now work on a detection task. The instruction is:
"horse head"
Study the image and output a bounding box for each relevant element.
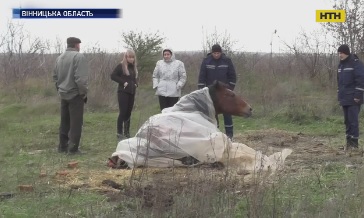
[208,80,252,117]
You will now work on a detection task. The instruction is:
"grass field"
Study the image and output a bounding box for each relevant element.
[2,90,364,217]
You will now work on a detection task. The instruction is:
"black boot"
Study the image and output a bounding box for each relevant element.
[117,119,123,141]
[117,133,123,141]
[345,136,355,150]
[346,138,362,157]
[68,144,83,155]
[352,138,359,147]
[58,144,68,153]
[58,134,69,153]
[124,119,131,138]
[345,137,351,150]
[347,137,359,148]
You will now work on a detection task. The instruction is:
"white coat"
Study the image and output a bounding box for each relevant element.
[152,48,187,97]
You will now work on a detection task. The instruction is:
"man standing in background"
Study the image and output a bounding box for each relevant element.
[337,44,364,155]
[53,37,89,154]
[198,44,237,140]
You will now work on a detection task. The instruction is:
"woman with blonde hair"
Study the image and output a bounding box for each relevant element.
[111,49,138,141]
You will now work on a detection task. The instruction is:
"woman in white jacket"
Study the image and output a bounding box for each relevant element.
[152,48,187,111]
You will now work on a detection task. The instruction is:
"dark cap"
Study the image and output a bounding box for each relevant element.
[337,44,350,55]
[67,37,81,44]
[211,44,222,53]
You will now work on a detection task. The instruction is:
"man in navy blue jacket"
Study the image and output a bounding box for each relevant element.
[198,44,237,140]
[337,44,364,154]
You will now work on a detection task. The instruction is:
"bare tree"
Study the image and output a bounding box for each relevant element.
[0,21,48,99]
[281,29,336,86]
[322,0,364,54]
[201,27,238,56]
[121,30,165,79]
[53,36,64,55]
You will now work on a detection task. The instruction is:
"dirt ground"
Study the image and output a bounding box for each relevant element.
[53,129,364,208]
[234,129,364,172]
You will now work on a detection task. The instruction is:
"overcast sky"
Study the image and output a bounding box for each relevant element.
[1,0,334,53]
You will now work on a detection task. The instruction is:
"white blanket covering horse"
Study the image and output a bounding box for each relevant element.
[111,87,292,171]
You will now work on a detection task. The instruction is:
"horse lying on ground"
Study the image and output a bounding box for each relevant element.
[108,81,291,170]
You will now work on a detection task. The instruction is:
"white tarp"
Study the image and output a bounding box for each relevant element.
[111,87,292,171]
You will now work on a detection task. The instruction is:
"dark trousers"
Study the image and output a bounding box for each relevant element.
[216,114,233,139]
[343,105,361,139]
[117,91,135,137]
[59,95,84,151]
[158,96,179,111]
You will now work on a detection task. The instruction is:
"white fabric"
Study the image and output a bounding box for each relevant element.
[111,87,292,171]
[152,48,187,97]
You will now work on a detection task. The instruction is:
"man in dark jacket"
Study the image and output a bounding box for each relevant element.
[198,44,237,140]
[337,44,364,154]
[53,37,89,154]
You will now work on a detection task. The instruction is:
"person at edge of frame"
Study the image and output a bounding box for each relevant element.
[53,37,89,154]
[337,44,364,156]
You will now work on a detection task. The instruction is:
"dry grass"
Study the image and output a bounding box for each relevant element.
[54,164,268,193]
